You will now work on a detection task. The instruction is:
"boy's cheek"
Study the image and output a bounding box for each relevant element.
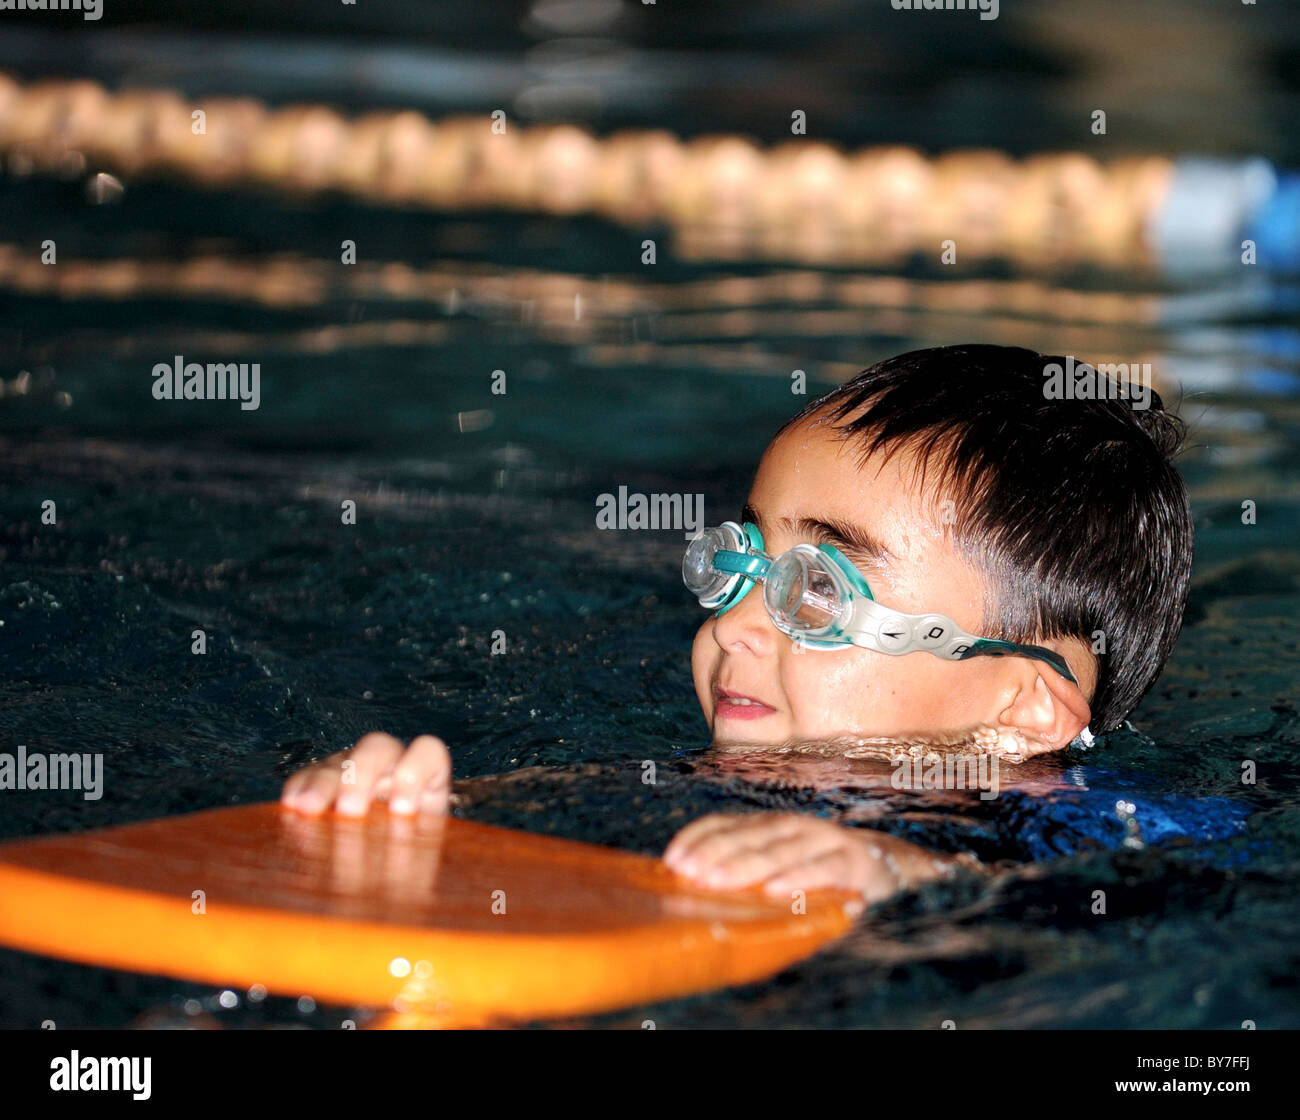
[690,623,716,712]
[690,620,715,675]
[783,653,890,737]
[790,652,967,740]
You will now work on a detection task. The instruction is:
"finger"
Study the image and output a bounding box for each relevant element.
[704,827,845,889]
[762,847,855,897]
[281,741,359,810]
[336,732,405,816]
[280,766,312,804]
[283,763,342,816]
[673,814,808,877]
[769,842,900,902]
[418,785,451,815]
[388,735,452,815]
[663,814,753,868]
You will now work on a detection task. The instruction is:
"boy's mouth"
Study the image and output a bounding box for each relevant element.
[715,686,777,721]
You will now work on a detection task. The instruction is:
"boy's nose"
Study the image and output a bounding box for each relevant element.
[711,582,779,655]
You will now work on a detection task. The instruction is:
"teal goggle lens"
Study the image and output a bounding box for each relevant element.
[762,545,848,636]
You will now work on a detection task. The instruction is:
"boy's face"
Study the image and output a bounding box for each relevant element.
[691,413,1088,747]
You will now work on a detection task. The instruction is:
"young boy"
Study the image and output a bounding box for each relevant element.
[281,345,1193,903]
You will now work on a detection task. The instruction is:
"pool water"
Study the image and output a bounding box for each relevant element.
[0,170,1298,1029]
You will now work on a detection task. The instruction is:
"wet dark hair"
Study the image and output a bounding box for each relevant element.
[776,344,1193,733]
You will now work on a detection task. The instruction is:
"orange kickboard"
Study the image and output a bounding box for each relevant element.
[0,804,857,1023]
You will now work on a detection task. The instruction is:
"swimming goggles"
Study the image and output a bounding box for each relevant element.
[683,521,1078,684]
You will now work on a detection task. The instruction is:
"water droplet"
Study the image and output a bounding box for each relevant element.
[85,171,125,205]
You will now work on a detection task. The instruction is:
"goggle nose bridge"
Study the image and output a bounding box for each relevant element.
[711,548,770,579]
[709,547,769,615]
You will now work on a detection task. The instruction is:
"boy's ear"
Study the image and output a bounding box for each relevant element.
[997,661,1092,749]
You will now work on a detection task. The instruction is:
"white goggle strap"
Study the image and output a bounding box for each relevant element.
[839,599,980,660]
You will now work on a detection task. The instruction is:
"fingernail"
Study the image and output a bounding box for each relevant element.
[338,794,364,815]
[390,797,413,814]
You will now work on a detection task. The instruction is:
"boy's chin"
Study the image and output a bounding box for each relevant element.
[709,729,790,751]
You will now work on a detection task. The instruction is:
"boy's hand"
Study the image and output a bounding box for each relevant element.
[663,812,955,903]
[280,732,452,818]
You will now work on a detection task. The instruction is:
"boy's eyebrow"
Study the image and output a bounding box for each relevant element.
[742,503,893,563]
